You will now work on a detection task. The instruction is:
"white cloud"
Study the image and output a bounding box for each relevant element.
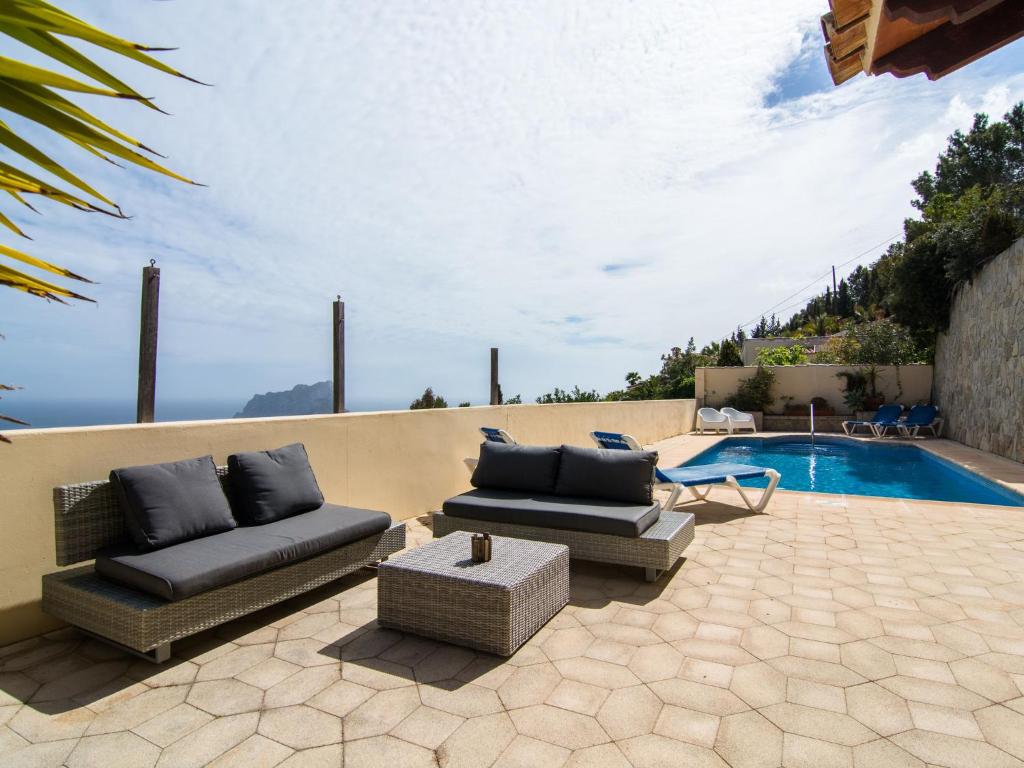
[2,0,1023,410]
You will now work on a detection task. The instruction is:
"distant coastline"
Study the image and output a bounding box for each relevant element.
[3,396,411,430]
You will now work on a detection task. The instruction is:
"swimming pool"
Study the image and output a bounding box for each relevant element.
[682,436,1024,507]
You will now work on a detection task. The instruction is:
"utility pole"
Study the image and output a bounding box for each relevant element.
[136,260,160,423]
[490,347,500,405]
[832,265,838,313]
[333,296,345,413]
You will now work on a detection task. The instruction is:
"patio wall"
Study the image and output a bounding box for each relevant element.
[0,399,694,646]
[934,237,1024,463]
[696,364,933,416]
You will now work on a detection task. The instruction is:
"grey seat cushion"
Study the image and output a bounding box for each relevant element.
[442,489,661,538]
[96,503,391,601]
[471,442,562,493]
[110,455,236,551]
[555,444,657,505]
[228,443,325,524]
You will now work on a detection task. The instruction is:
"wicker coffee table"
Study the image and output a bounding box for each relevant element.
[377,532,570,656]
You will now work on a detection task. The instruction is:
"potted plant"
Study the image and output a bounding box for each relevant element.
[810,396,835,416]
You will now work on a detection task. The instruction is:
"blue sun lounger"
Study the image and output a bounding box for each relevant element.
[465,427,516,471]
[874,404,942,438]
[842,404,902,436]
[590,431,781,513]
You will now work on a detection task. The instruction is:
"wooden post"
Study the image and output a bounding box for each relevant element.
[490,347,500,405]
[333,296,345,413]
[136,260,160,423]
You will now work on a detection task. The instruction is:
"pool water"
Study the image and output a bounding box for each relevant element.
[682,436,1024,507]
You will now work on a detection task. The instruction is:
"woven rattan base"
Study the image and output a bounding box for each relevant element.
[378,532,570,656]
[42,522,406,660]
[431,511,694,581]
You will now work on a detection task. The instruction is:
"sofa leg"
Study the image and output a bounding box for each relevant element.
[78,629,171,664]
[644,568,659,582]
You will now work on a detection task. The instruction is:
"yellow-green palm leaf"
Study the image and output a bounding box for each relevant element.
[0,0,201,302]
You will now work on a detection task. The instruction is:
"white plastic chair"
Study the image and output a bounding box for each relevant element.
[697,407,732,434]
[720,407,755,433]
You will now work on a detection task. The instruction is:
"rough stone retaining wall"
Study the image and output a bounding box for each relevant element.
[934,237,1023,463]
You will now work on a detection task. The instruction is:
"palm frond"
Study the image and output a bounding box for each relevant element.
[0,0,201,303]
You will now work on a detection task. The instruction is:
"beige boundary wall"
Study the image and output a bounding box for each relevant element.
[696,364,933,414]
[934,238,1024,463]
[0,399,694,646]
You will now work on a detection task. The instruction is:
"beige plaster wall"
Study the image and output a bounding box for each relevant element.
[696,364,933,414]
[0,399,694,646]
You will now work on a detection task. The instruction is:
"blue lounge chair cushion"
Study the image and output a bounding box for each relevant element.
[656,463,770,487]
[110,455,237,552]
[442,489,661,538]
[471,442,562,494]
[96,503,392,601]
[228,443,325,524]
[555,444,657,505]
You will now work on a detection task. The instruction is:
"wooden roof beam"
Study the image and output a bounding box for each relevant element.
[872,0,1024,79]
[884,0,1004,26]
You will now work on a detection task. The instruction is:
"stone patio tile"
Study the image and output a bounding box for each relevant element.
[729,661,787,709]
[277,614,341,642]
[235,658,301,690]
[258,705,340,749]
[845,682,914,736]
[29,661,128,704]
[877,676,991,710]
[344,687,420,740]
[626,643,682,682]
[273,639,340,668]
[715,709,783,768]
[508,704,609,750]
[195,644,274,682]
[497,662,562,709]
[564,742,631,768]
[263,666,340,709]
[9,700,95,742]
[344,734,435,768]
[653,704,719,748]
[545,679,609,715]
[649,678,750,716]
[492,734,570,768]
[585,639,635,666]
[650,612,699,642]
[390,705,463,749]
[788,678,846,713]
[154,712,258,768]
[553,657,641,689]
[0,671,40,705]
[132,703,213,748]
[9,739,81,768]
[851,738,925,767]
[127,659,199,688]
[306,679,374,718]
[908,702,983,739]
[188,679,263,716]
[411,645,476,683]
[619,734,731,768]
[419,679,503,718]
[276,744,342,768]
[342,658,415,690]
[595,684,661,740]
[975,705,1024,760]
[759,703,876,747]
[950,657,1021,701]
[672,638,756,666]
[890,729,1024,768]
[740,625,790,660]
[768,656,866,688]
[783,733,852,768]
[437,712,516,768]
[894,655,955,684]
[86,684,187,734]
[206,734,293,768]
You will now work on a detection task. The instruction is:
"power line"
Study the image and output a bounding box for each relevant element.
[733,233,900,334]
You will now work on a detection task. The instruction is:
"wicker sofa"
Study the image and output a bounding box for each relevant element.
[42,444,405,663]
[433,442,694,582]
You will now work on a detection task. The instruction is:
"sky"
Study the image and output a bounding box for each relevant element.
[2,0,1023,412]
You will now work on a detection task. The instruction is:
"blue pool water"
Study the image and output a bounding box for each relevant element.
[683,436,1024,507]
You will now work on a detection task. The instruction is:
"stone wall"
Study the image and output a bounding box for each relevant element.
[934,237,1024,463]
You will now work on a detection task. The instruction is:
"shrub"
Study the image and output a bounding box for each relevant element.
[730,366,775,412]
[410,387,448,409]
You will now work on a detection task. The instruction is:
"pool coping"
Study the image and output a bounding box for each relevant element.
[650,431,1024,510]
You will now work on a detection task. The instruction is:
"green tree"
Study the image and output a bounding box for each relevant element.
[730,366,775,412]
[755,345,808,366]
[716,338,743,367]
[410,388,449,409]
[814,320,925,365]
[535,386,601,404]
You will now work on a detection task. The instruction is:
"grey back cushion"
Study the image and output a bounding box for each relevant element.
[554,444,657,504]
[470,441,562,494]
[110,455,236,551]
[228,443,324,524]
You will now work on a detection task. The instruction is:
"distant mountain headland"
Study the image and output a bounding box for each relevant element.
[235,381,333,418]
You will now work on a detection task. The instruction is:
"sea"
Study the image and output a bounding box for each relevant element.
[2,398,411,430]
